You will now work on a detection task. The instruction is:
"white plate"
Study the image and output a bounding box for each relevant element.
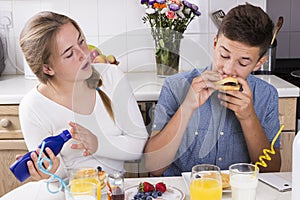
[125,185,185,200]
[181,170,231,193]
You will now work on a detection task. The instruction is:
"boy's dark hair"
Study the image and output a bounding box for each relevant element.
[217,4,274,57]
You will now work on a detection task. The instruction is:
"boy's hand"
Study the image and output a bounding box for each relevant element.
[218,77,256,120]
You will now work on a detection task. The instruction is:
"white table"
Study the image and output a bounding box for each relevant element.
[0,172,292,200]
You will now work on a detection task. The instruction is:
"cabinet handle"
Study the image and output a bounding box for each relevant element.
[0,118,11,128]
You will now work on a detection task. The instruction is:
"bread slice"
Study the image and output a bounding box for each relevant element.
[221,173,231,189]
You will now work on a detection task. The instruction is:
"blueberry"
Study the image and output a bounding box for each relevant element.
[135,192,143,199]
[145,192,152,196]
[157,191,162,196]
[151,191,158,198]
[140,193,145,199]
[146,196,152,200]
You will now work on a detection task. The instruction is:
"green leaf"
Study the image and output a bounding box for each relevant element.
[159,39,165,48]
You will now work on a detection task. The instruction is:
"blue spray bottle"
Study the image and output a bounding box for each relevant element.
[10,130,72,182]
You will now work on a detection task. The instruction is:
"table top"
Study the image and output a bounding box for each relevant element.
[0,73,299,104]
[0,172,292,200]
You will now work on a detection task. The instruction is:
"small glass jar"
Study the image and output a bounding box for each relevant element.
[107,172,125,200]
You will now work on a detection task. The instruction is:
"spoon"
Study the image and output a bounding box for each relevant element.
[271,16,284,45]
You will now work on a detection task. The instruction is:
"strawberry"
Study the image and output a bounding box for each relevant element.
[138,181,155,193]
[155,182,167,193]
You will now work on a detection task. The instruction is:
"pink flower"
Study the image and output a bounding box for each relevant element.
[166,11,177,19]
[169,0,182,6]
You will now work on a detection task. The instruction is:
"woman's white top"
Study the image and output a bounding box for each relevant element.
[19,64,148,178]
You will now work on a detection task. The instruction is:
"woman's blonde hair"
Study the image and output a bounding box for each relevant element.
[20,11,114,120]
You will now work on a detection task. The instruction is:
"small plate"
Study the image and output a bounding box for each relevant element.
[125,185,185,200]
[181,171,231,193]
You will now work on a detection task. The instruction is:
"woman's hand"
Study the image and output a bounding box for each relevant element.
[69,121,98,156]
[15,148,60,181]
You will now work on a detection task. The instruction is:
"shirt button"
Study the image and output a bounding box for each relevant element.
[153,124,156,128]
[195,131,199,136]
[220,131,224,136]
[218,157,222,161]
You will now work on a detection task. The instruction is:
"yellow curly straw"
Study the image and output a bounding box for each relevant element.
[255,125,284,169]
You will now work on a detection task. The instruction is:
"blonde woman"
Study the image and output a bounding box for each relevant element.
[18,11,148,180]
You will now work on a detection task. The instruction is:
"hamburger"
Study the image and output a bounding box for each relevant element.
[215,77,241,91]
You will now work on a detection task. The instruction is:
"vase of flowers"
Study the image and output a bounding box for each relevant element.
[140,0,201,77]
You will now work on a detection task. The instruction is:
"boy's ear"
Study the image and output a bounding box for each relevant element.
[43,64,55,76]
[213,35,218,49]
[254,55,268,71]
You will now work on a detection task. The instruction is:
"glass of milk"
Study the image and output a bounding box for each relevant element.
[229,163,259,200]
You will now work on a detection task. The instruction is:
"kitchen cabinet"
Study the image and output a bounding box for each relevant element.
[0,105,32,197]
[278,97,297,172]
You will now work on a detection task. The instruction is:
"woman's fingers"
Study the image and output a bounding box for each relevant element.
[27,148,60,180]
[83,149,91,156]
[44,147,60,173]
[71,143,90,156]
[15,154,23,160]
[69,121,85,140]
[68,121,98,155]
[28,152,43,180]
[70,143,85,149]
[27,160,42,180]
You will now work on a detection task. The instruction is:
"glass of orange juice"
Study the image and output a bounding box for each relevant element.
[69,168,101,200]
[65,181,97,200]
[190,164,222,200]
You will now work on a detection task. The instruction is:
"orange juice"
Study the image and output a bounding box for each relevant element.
[190,178,222,200]
[70,178,101,200]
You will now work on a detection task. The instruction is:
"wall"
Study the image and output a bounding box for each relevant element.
[0,0,266,76]
[267,0,300,59]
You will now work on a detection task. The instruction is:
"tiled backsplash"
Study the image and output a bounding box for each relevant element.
[0,0,266,75]
[267,0,300,59]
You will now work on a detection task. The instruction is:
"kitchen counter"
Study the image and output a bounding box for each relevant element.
[0,73,299,104]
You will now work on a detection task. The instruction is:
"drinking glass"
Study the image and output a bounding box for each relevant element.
[69,168,101,200]
[229,163,259,200]
[190,164,222,200]
[65,181,97,200]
